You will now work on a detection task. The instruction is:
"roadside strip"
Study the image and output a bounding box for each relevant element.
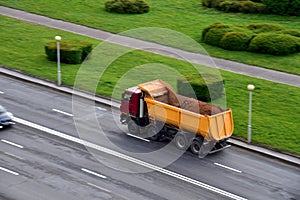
[13,116,247,200]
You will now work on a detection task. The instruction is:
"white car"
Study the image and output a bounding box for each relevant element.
[0,105,14,128]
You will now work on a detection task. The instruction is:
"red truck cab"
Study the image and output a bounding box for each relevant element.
[120,86,142,123]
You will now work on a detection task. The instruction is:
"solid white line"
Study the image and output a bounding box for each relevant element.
[4,152,25,160]
[214,163,242,173]
[0,166,19,175]
[1,139,24,149]
[52,109,74,117]
[87,182,111,193]
[13,117,247,200]
[127,133,150,142]
[81,168,107,179]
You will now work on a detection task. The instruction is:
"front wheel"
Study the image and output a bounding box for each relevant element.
[127,120,140,135]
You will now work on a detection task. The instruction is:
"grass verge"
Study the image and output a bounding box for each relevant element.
[0,0,300,75]
[0,15,299,155]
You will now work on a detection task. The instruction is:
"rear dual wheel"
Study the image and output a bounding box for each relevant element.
[190,139,202,155]
[174,133,189,150]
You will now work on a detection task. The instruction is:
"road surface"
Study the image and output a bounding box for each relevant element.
[0,74,299,200]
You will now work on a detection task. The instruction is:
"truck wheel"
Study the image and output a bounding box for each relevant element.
[147,125,159,141]
[174,133,188,150]
[128,120,140,135]
[190,139,202,155]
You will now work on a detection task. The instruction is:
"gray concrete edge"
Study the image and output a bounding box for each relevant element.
[1,66,299,166]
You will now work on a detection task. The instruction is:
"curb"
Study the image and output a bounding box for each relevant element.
[1,66,299,166]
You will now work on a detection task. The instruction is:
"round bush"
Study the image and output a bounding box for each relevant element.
[201,23,229,40]
[248,33,299,55]
[203,24,243,47]
[239,1,266,13]
[220,31,254,51]
[281,30,300,38]
[202,0,213,7]
[105,0,150,14]
[219,1,241,12]
[246,23,284,33]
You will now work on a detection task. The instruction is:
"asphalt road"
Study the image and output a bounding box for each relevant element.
[0,74,299,200]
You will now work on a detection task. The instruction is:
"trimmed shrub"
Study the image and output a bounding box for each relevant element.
[239,1,266,13]
[203,23,244,47]
[220,31,254,51]
[177,74,225,102]
[248,33,299,55]
[246,23,284,33]
[202,0,213,7]
[219,1,241,12]
[105,0,150,14]
[202,22,228,40]
[45,40,92,64]
[219,1,266,13]
[281,30,300,38]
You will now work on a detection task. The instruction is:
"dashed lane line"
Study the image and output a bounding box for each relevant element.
[0,166,19,176]
[214,163,242,173]
[52,108,74,117]
[81,168,107,179]
[1,139,24,149]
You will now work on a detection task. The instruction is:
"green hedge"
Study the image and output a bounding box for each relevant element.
[105,0,150,14]
[202,23,300,55]
[203,0,300,16]
[220,31,254,51]
[45,40,92,64]
[246,23,284,33]
[203,0,266,14]
[177,74,224,102]
[203,23,244,47]
[262,0,300,16]
[248,33,299,55]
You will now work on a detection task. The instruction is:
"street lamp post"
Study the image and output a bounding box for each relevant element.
[247,84,255,143]
[55,36,61,86]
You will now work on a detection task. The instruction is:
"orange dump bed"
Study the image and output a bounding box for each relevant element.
[138,80,234,141]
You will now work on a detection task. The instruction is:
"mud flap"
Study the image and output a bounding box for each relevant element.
[198,139,216,158]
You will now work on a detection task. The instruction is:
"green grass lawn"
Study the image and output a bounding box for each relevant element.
[1,0,300,75]
[0,15,299,155]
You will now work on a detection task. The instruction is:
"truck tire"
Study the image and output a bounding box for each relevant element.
[190,138,203,155]
[128,120,140,135]
[174,133,188,150]
[147,125,159,141]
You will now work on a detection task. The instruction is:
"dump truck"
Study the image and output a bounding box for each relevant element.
[120,80,234,155]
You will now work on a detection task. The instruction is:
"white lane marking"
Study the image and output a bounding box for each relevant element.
[13,117,247,200]
[4,152,25,160]
[0,91,4,94]
[96,107,107,111]
[52,109,74,117]
[81,168,107,179]
[127,133,150,142]
[0,166,19,176]
[1,139,24,149]
[87,182,111,193]
[214,163,242,173]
